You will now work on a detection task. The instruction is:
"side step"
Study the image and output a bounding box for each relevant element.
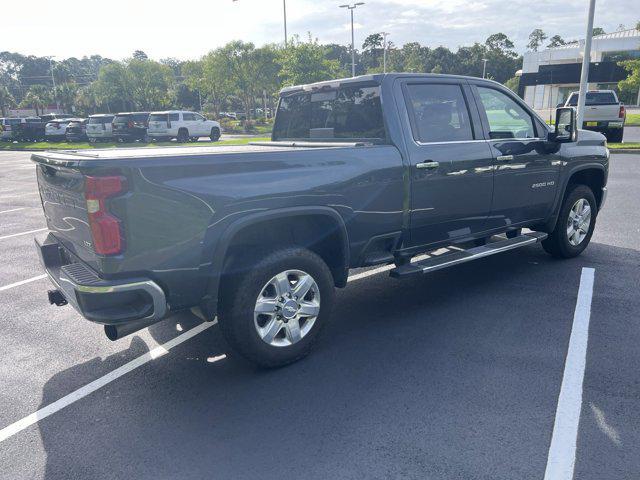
[389,232,547,278]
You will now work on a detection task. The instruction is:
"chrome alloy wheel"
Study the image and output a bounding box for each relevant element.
[254,270,321,347]
[566,198,592,246]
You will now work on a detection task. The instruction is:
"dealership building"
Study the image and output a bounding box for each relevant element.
[518,28,640,116]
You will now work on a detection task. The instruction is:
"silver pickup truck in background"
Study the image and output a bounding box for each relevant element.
[560,90,626,142]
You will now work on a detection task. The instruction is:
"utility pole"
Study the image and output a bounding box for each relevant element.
[233,0,288,46]
[576,0,596,128]
[482,58,488,79]
[283,0,288,47]
[339,3,365,77]
[48,56,59,113]
[381,32,390,73]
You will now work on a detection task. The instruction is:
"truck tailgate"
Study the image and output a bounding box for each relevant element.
[34,160,93,252]
[582,104,621,122]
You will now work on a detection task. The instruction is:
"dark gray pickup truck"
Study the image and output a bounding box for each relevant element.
[33,74,609,367]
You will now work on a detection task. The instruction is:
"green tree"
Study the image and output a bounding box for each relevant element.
[0,85,16,116]
[504,76,520,93]
[618,59,640,105]
[592,27,606,36]
[56,82,78,113]
[547,35,566,48]
[278,36,342,87]
[132,50,149,61]
[20,85,52,116]
[485,33,516,57]
[94,62,134,112]
[527,29,547,51]
[127,58,175,110]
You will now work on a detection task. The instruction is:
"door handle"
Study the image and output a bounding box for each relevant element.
[496,155,514,162]
[416,161,439,169]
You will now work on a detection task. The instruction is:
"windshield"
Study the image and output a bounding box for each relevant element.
[567,92,617,106]
[273,85,386,141]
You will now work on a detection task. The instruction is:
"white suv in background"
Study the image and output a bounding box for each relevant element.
[146,110,221,142]
[86,114,115,142]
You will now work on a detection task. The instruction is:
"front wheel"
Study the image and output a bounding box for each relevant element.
[210,127,221,142]
[218,247,335,368]
[542,184,597,258]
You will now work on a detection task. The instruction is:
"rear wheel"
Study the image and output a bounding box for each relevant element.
[218,247,335,368]
[607,128,623,143]
[210,127,221,142]
[542,184,596,258]
[177,128,189,143]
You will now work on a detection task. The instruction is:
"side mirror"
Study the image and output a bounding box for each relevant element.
[552,107,577,143]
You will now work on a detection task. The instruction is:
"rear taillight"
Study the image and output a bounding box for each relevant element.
[619,105,626,119]
[128,121,134,128]
[84,176,126,255]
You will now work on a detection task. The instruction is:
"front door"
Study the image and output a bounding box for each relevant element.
[399,80,495,247]
[471,84,561,228]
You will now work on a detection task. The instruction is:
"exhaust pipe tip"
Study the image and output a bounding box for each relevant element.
[104,317,162,341]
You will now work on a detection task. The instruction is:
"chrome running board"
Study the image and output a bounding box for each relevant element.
[389,232,548,278]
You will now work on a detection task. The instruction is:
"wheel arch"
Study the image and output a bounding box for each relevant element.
[199,207,350,319]
[541,163,606,233]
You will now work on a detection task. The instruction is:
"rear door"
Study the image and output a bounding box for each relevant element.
[397,78,495,247]
[471,82,561,227]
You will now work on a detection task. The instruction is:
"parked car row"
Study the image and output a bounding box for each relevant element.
[0,110,222,143]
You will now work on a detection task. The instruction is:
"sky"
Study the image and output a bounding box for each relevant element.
[1,0,637,60]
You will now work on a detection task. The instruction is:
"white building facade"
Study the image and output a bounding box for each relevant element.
[518,28,640,118]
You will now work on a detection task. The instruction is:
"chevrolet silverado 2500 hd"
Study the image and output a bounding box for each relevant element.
[33,74,609,367]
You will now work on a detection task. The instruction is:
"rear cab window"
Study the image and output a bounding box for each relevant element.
[567,92,617,106]
[273,84,386,142]
[113,115,131,124]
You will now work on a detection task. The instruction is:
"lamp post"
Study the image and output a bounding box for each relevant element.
[47,56,59,113]
[381,31,390,73]
[339,3,365,77]
[482,58,488,79]
[233,0,288,46]
[576,0,596,127]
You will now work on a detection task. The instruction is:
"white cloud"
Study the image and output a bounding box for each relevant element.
[0,0,636,59]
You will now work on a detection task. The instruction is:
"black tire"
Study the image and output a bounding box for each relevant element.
[218,247,335,368]
[210,127,221,142]
[607,128,623,143]
[177,128,189,143]
[542,184,597,258]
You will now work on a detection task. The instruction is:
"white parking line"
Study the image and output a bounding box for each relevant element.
[0,262,395,442]
[0,321,215,443]
[0,275,47,292]
[543,267,595,480]
[0,228,47,241]
[0,208,26,214]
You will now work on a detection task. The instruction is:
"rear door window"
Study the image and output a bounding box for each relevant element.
[403,84,474,143]
[476,87,536,139]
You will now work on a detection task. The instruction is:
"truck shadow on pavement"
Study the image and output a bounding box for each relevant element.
[35,242,638,480]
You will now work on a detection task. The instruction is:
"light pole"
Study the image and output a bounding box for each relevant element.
[482,58,488,79]
[381,31,390,73]
[339,3,365,77]
[47,56,59,113]
[576,0,596,128]
[233,0,288,46]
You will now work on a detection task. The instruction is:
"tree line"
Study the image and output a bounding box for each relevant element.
[0,32,526,118]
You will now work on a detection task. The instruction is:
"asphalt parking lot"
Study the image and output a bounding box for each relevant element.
[0,150,639,479]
